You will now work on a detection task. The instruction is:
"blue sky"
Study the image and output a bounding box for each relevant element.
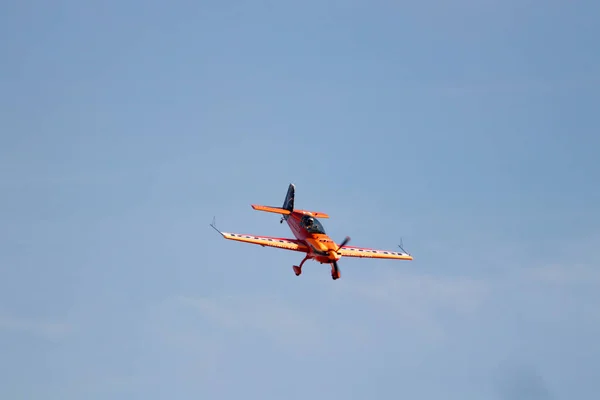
[1,1,599,398]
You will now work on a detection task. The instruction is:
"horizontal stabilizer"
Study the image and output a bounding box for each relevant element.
[251,205,329,218]
[251,205,292,215]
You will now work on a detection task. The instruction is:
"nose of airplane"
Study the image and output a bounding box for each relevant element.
[306,238,329,253]
[310,239,328,252]
[328,249,341,261]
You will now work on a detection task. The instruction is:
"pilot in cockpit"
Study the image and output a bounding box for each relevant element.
[305,217,314,229]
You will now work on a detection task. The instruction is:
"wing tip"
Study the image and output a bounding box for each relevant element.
[209,217,225,237]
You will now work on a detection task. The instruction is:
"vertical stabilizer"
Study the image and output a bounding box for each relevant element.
[282,183,295,212]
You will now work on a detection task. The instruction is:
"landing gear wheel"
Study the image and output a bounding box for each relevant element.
[294,255,310,277]
[331,270,340,280]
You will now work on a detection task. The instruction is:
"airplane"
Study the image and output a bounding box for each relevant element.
[210,183,413,280]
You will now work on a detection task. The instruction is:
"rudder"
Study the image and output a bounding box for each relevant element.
[282,183,295,212]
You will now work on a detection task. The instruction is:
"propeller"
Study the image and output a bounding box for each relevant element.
[332,259,340,276]
[331,236,351,277]
[336,236,351,252]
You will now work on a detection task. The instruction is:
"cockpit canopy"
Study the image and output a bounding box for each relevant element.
[301,215,326,234]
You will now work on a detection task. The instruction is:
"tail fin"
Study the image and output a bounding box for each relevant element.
[282,183,295,212]
[249,184,295,219]
[251,184,329,219]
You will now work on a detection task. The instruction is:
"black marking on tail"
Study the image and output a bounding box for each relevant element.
[282,183,295,213]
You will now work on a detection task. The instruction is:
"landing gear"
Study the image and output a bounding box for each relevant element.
[292,255,310,277]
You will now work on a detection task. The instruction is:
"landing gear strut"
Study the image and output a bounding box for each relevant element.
[293,255,310,276]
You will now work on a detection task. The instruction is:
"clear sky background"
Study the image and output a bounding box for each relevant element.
[1,1,599,399]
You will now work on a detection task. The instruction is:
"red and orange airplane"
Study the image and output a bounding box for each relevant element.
[210,183,413,280]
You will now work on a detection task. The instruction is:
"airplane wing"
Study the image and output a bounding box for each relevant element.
[221,232,309,252]
[337,245,413,260]
[210,220,309,253]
